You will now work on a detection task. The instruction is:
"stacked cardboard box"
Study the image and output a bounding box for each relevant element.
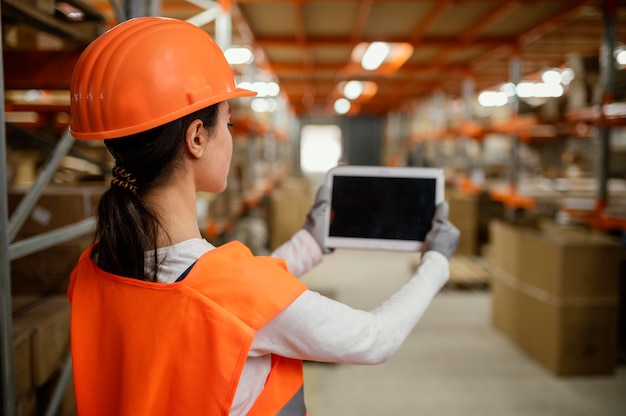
[9,185,103,296]
[490,220,622,376]
[268,178,313,250]
[448,190,504,255]
[8,185,104,237]
[448,190,479,255]
[12,295,73,415]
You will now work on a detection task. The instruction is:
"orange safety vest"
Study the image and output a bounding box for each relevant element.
[68,241,308,416]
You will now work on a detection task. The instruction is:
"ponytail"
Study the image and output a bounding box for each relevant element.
[92,104,220,281]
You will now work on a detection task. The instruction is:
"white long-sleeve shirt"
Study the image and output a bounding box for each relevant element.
[147,229,449,415]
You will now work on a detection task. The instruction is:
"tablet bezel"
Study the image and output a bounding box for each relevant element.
[323,165,445,251]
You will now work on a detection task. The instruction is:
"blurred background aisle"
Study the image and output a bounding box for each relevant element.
[301,249,626,416]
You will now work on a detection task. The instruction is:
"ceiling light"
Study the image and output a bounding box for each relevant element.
[541,69,562,85]
[361,42,390,71]
[251,98,277,113]
[535,83,564,98]
[350,42,412,74]
[238,81,280,97]
[338,80,378,101]
[265,82,280,97]
[516,82,564,99]
[617,49,626,66]
[478,91,508,107]
[224,47,254,65]
[500,83,517,97]
[516,82,536,98]
[614,45,626,65]
[343,81,364,100]
[334,98,351,114]
[560,68,575,85]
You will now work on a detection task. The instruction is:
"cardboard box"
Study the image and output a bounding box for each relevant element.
[489,220,524,277]
[11,237,91,295]
[492,277,618,376]
[489,220,621,376]
[11,295,43,316]
[492,220,622,298]
[448,190,478,255]
[8,185,104,237]
[269,178,313,250]
[16,390,37,416]
[449,190,504,255]
[25,0,55,14]
[13,296,71,386]
[13,326,34,396]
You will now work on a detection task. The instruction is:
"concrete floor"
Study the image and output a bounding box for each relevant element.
[299,249,626,416]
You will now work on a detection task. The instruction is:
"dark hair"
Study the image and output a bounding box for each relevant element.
[93,104,220,281]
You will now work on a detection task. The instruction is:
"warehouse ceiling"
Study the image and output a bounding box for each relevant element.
[3,0,626,118]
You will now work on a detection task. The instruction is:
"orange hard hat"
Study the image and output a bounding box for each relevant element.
[69,17,256,140]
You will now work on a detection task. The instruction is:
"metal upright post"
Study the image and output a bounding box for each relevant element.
[597,0,617,212]
[0,5,17,416]
[462,75,476,172]
[215,0,232,50]
[507,51,522,221]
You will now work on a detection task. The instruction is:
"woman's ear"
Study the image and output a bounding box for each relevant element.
[185,119,206,159]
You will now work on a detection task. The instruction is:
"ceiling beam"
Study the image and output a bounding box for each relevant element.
[254,36,512,49]
[350,0,374,41]
[430,0,520,66]
[409,0,452,43]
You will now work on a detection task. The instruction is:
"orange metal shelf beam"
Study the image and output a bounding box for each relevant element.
[489,187,536,210]
[4,50,81,90]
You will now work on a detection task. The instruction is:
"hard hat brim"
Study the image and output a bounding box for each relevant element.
[70,87,256,140]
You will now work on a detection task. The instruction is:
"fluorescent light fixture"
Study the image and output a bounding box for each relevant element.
[516,82,536,98]
[224,47,254,65]
[617,49,626,65]
[517,82,563,98]
[351,42,412,73]
[560,68,575,85]
[500,82,517,97]
[251,98,277,113]
[265,82,280,97]
[361,42,390,71]
[534,83,563,98]
[338,80,378,101]
[541,69,562,85]
[343,81,364,100]
[334,98,351,114]
[478,91,508,107]
[237,81,280,97]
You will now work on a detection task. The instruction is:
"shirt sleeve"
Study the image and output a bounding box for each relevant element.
[250,250,450,364]
[270,229,324,278]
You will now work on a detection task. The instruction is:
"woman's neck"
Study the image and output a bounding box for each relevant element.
[143,177,203,248]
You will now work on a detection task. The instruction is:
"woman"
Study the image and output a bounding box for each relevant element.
[67,17,459,416]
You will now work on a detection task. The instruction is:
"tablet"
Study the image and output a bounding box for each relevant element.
[323,165,445,251]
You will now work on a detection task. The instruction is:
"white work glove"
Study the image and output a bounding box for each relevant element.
[303,185,334,254]
[421,202,460,259]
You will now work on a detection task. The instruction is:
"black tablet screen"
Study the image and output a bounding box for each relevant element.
[329,176,436,241]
